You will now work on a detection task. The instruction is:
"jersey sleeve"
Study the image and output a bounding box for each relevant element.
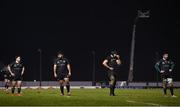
[65,58,70,65]
[170,60,175,70]
[22,63,25,68]
[155,60,161,72]
[8,62,14,68]
[53,59,57,65]
[106,56,111,62]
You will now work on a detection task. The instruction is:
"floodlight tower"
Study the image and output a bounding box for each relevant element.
[128,10,150,82]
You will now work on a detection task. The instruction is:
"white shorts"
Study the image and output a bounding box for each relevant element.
[166,78,173,84]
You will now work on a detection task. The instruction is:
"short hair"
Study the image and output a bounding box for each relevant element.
[57,51,64,55]
[15,56,21,59]
[110,50,118,55]
[163,53,168,56]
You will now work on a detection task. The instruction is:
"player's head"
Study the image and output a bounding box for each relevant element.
[15,56,21,62]
[163,53,169,60]
[57,51,64,58]
[110,50,118,57]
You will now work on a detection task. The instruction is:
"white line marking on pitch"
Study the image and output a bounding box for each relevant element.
[65,96,71,98]
[126,100,160,106]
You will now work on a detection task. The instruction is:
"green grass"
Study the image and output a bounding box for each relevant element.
[0,88,180,106]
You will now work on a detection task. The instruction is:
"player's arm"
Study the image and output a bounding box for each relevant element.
[21,66,25,76]
[7,64,14,76]
[102,59,113,70]
[116,55,122,65]
[67,64,71,77]
[169,61,175,72]
[155,61,162,73]
[53,64,57,78]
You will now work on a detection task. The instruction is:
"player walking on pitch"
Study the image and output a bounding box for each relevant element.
[54,51,72,96]
[102,50,122,96]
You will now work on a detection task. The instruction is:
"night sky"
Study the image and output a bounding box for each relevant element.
[0,0,179,82]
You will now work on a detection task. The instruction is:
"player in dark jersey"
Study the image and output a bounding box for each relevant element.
[155,53,176,97]
[8,56,25,96]
[102,50,122,96]
[1,65,11,93]
[53,51,71,96]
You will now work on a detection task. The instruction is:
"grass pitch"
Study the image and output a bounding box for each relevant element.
[0,88,180,106]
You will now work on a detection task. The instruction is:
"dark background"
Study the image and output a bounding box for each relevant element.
[0,0,179,82]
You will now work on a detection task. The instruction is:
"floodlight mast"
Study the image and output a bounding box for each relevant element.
[128,10,150,82]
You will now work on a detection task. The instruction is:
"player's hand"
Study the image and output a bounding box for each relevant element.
[68,72,71,77]
[116,55,120,59]
[160,70,165,73]
[169,69,172,72]
[109,67,114,71]
[11,73,15,76]
[54,73,57,78]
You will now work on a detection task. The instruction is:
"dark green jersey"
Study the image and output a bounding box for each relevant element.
[155,59,175,77]
[106,56,119,68]
[9,61,24,76]
[54,58,69,74]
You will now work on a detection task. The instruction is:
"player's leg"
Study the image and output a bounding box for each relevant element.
[169,83,174,97]
[8,76,12,92]
[5,79,10,93]
[11,81,16,94]
[162,78,167,96]
[4,78,8,90]
[8,77,12,88]
[17,80,22,95]
[7,79,10,89]
[57,74,65,95]
[168,78,176,97]
[109,74,115,96]
[59,80,64,95]
[64,78,71,96]
[112,76,117,96]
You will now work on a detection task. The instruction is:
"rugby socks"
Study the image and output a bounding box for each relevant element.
[12,87,15,94]
[60,85,64,95]
[66,84,70,93]
[7,84,9,89]
[5,83,8,89]
[170,87,174,96]
[163,87,167,95]
[109,85,113,96]
[112,85,115,95]
[18,88,21,94]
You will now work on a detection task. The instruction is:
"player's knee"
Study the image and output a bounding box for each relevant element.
[65,82,70,86]
[65,81,70,85]
[169,83,173,87]
[12,85,16,88]
[110,80,115,85]
[109,82,113,85]
[59,80,64,85]
[110,75,115,80]
[162,85,166,88]
[12,83,16,87]
[111,80,115,84]
[17,84,21,88]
